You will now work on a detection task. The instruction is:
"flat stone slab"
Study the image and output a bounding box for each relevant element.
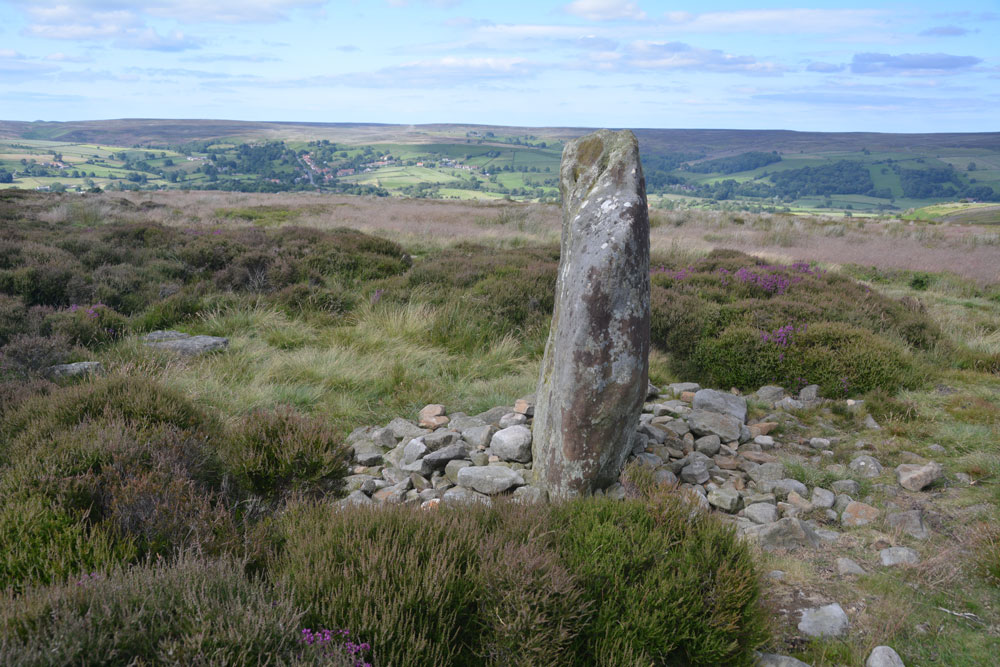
[866,646,906,667]
[46,361,102,379]
[490,425,532,463]
[456,465,525,495]
[841,500,879,527]
[896,462,942,491]
[687,409,742,442]
[142,330,228,356]
[880,546,919,567]
[692,388,747,423]
[798,603,849,638]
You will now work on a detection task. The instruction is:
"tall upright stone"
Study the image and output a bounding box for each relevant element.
[532,129,650,499]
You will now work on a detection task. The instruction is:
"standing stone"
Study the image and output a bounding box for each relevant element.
[532,129,650,499]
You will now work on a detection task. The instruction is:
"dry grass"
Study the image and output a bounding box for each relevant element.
[65,191,1000,283]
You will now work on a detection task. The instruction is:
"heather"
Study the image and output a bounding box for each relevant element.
[650,249,937,394]
[0,190,997,664]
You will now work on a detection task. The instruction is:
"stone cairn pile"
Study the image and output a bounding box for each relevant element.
[340,381,943,548]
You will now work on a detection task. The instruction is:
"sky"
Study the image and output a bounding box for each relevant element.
[0,0,998,133]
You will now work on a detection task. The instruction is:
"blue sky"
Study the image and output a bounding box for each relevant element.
[0,0,997,132]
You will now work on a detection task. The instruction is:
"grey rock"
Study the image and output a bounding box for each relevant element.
[445,459,472,485]
[753,517,820,550]
[664,420,690,437]
[849,455,884,479]
[836,557,865,575]
[633,452,663,468]
[880,546,919,567]
[707,487,741,512]
[382,443,405,469]
[499,412,528,429]
[744,503,779,524]
[462,424,496,449]
[756,653,812,667]
[442,486,492,505]
[423,429,461,450]
[748,462,785,484]
[409,473,431,492]
[470,451,490,466]
[776,397,804,411]
[370,427,397,449]
[687,409,742,442]
[46,361,102,379]
[402,438,428,465]
[531,130,650,499]
[833,494,854,514]
[346,426,375,444]
[841,500,879,527]
[755,385,785,404]
[814,528,841,542]
[457,465,525,495]
[656,400,691,417]
[799,384,820,402]
[760,478,808,500]
[352,441,385,467]
[143,331,228,356]
[424,443,471,469]
[344,474,375,494]
[653,468,678,486]
[475,406,511,425]
[680,461,710,485]
[447,413,486,431]
[887,509,929,539]
[895,462,942,491]
[798,603,849,638]
[811,487,836,509]
[381,467,409,485]
[864,414,882,430]
[694,434,721,456]
[339,490,374,507]
[831,479,861,496]
[692,388,747,423]
[490,425,533,463]
[754,435,775,448]
[387,417,428,441]
[667,382,701,396]
[866,646,905,667]
[141,330,188,342]
[927,444,946,454]
[512,485,548,503]
[808,437,831,450]
[605,482,627,500]
[399,458,434,477]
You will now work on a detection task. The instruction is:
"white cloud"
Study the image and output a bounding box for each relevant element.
[663,9,887,34]
[300,56,537,89]
[626,41,785,75]
[565,0,646,22]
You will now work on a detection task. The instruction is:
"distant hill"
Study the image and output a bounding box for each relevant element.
[1,119,998,217]
[1,118,998,154]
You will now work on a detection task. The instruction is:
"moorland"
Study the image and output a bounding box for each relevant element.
[0,123,997,665]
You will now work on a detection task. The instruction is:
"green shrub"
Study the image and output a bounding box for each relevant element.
[223,405,350,501]
[46,303,128,348]
[131,287,205,332]
[649,251,943,388]
[1,375,218,463]
[0,554,350,665]
[0,295,27,345]
[692,322,918,396]
[0,333,72,380]
[275,496,766,667]
[277,501,485,667]
[552,492,767,666]
[0,495,132,593]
